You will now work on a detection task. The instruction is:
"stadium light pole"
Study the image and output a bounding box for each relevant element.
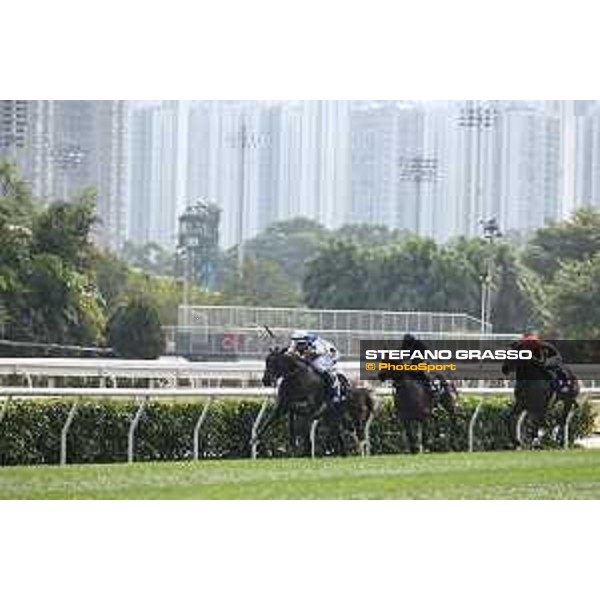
[480,216,502,334]
[228,117,269,274]
[398,156,439,234]
[457,102,498,235]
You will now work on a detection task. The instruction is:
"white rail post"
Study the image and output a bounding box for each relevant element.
[192,397,213,460]
[60,398,79,466]
[0,395,10,468]
[363,413,374,457]
[128,396,148,463]
[310,419,319,459]
[362,394,381,457]
[251,397,271,459]
[564,401,578,450]
[515,410,527,447]
[468,400,484,452]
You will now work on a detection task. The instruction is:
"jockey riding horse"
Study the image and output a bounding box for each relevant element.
[502,328,579,448]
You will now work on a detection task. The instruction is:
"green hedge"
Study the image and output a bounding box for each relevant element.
[0,396,595,466]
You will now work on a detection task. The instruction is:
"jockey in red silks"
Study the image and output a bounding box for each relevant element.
[516,327,573,394]
[518,327,545,359]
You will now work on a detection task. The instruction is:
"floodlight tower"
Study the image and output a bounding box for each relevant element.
[480,216,502,334]
[398,155,439,234]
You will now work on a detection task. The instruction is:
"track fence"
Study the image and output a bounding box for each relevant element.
[1,386,599,466]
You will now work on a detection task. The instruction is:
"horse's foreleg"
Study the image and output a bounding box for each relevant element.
[508,398,525,449]
[440,392,459,451]
[404,419,420,454]
[336,422,347,457]
[355,411,371,457]
[323,412,346,458]
[347,404,367,456]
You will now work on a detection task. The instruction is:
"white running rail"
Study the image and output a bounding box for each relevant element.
[1,386,599,464]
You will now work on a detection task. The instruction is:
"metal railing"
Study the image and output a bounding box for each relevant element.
[165,325,518,357]
[0,357,534,390]
[1,386,598,465]
[178,305,492,333]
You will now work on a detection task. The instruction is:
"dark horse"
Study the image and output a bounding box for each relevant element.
[502,356,579,449]
[254,347,376,457]
[378,370,459,454]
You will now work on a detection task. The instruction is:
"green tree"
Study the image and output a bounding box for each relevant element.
[524,207,600,280]
[0,160,38,229]
[1,168,105,345]
[107,297,166,359]
[303,235,480,313]
[246,217,328,276]
[303,239,371,309]
[0,223,32,339]
[122,241,175,276]
[25,253,105,345]
[222,258,301,307]
[544,255,600,338]
[31,194,97,270]
[446,237,544,332]
[0,161,38,338]
[489,244,539,332]
[218,218,329,295]
[91,249,130,313]
[125,270,221,325]
[334,223,406,248]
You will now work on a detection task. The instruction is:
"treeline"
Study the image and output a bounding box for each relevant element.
[3,158,600,350]
[0,161,219,356]
[225,210,600,338]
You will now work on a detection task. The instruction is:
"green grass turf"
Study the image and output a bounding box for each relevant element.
[1,449,600,499]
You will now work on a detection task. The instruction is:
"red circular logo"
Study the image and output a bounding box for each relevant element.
[222,334,238,351]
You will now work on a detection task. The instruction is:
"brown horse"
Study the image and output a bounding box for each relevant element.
[255,348,376,457]
[502,356,579,449]
[378,370,459,453]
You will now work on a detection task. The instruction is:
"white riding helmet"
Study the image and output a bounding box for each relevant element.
[291,329,310,341]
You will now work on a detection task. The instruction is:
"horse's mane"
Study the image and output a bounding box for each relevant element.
[268,348,313,377]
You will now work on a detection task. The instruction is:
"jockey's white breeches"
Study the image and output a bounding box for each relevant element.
[311,353,337,375]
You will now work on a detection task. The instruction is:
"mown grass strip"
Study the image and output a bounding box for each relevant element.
[1,449,600,499]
